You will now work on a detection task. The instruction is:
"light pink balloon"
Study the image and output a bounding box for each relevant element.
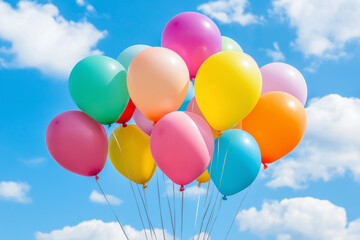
[261,62,308,105]
[150,111,214,190]
[133,108,154,136]
[46,110,108,177]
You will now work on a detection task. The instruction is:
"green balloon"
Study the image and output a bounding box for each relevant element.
[221,36,243,52]
[69,55,129,125]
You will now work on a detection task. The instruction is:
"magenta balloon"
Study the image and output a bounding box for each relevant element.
[150,111,214,190]
[261,62,308,105]
[161,12,221,78]
[133,108,153,136]
[46,110,108,177]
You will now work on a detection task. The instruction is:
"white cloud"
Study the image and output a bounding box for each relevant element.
[22,157,46,165]
[0,181,31,203]
[265,42,285,61]
[0,0,105,79]
[35,219,175,240]
[89,190,122,205]
[271,0,360,58]
[197,0,263,26]
[192,232,211,240]
[165,181,207,199]
[266,94,360,189]
[76,0,95,13]
[237,197,360,240]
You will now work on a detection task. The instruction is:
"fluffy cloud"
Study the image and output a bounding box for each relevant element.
[165,181,207,199]
[0,0,106,79]
[237,197,360,240]
[265,42,285,61]
[75,0,95,13]
[0,181,31,203]
[35,219,174,240]
[266,94,360,188]
[89,190,122,205]
[271,0,360,58]
[197,0,263,26]
[21,157,46,165]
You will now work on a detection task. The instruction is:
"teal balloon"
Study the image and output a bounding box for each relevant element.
[221,36,243,52]
[69,55,129,125]
[209,129,261,197]
[178,80,194,111]
[117,44,150,70]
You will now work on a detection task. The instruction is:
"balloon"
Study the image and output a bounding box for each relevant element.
[150,111,214,190]
[186,98,220,139]
[116,99,135,126]
[127,47,189,122]
[233,121,242,129]
[261,62,308,105]
[196,169,210,187]
[221,36,243,52]
[195,51,262,131]
[209,129,261,197]
[178,80,195,111]
[46,110,107,177]
[161,12,221,78]
[117,44,150,70]
[108,125,156,188]
[69,55,129,125]
[133,108,153,136]
[242,92,307,166]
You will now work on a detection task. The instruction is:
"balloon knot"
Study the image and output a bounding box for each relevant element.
[198,182,201,188]
[217,131,223,137]
[263,163,268,169]
[107,124,112,129]
[143,184,147,189]
[223,196,227,200]
[95,175,99,181]
[180,185,185,191]
[122,122,127,127]
[153,121,157,126]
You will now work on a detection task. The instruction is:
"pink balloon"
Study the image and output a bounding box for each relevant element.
[133,108,153,136]
[261,62,308,105]
[46,110,108,177]
[186,97,205,119]
[161,12,221,78]
[150,111,214,190]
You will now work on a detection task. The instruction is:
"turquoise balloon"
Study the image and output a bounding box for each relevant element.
[69,55,129,125]
[117,44,150,70]
[209,129,261,198]
[178,80,194,111]
[221,36,243,52]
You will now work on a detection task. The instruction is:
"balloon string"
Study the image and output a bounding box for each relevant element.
[143,187,149,208]
[95,177,130,240]
[162,173,175,240]
[202,193,220,240]
[191,192,201,240]
[181,191,184,240]
[218,131,236,193]
[156,173,166,240]
[224,184,253,240]
[206,197,223,240]
[111,130,150,240]
[196,183,215,240]
[203,137,219,209]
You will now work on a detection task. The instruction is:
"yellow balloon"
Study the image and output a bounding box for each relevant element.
[195,52,262,131]
[196,169,210,187]
[108,124,156,188]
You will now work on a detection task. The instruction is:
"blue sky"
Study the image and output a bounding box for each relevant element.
[1,0,360,239]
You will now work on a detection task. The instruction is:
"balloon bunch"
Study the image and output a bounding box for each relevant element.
[46,12,307,201]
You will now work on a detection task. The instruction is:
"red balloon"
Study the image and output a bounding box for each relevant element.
[46,110,108,177]
[116,99,135,126]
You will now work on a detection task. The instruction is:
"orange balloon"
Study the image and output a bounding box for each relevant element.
[242,92,306,165]
[127,47,189,122]
[233,121,242,129]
